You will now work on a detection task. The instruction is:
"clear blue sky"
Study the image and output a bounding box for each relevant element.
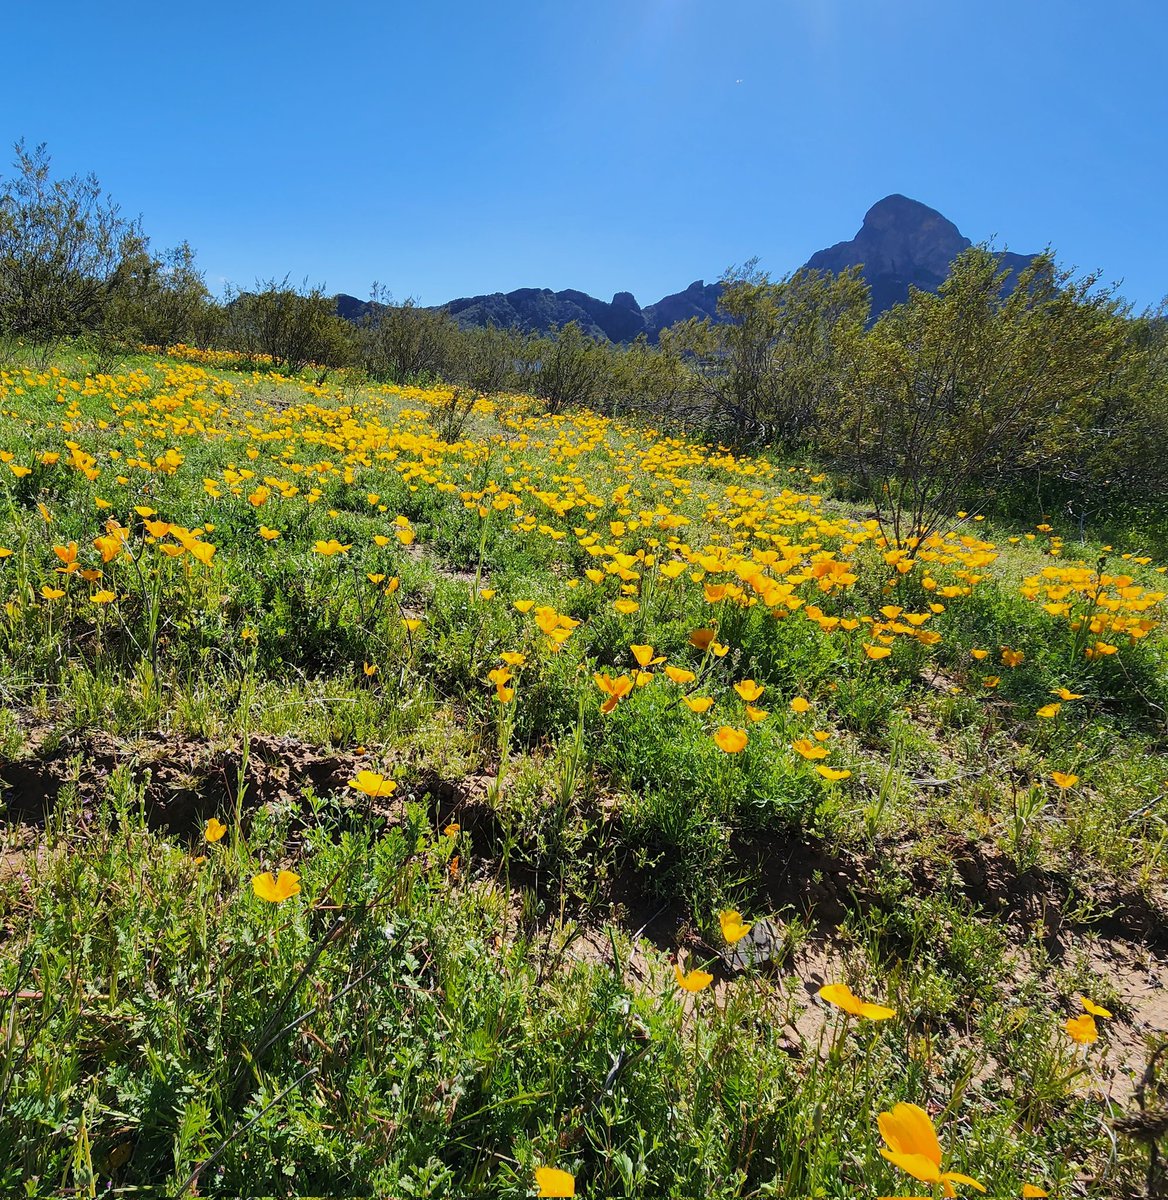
[6,1,1165,310]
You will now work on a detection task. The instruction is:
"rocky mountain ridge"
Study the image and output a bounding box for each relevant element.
[335,195,1038,342]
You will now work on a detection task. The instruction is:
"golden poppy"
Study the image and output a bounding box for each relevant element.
[792,738,828,761]
[674,963,714,993]
[252,870,301,903]
[204,818,227,843]
[631,643,663,667]
[818,982,894,1020]
[713,726,748,753]
[877,1102,984,1195]
[1064,1013,1097,1044]
[719,910,751,943]
[348,770,398,798]
[1080,996,1112,1018]
[534,1166,575,1197]
[815,765,851,782]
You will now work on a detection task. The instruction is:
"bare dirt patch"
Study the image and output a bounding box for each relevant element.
[0,730,407,832]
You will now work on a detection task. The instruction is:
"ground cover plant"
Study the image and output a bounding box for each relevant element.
[0,346,1166,1196]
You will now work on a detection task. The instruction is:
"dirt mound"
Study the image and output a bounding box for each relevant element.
[0,730,404,832]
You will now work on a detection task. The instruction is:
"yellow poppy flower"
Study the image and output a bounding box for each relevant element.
[1035,703,1061,719]
[815,765,851,782]
[719,910,752,943]
[348,769,398,798]
[683,695,714,713]
[204,818,227,843]
[594,672,633,714]
[1080,996,1112,1018]
[792,738,828,761]
[1064,1013,1097,1044]
[252,870,301,903]
[818,982,894,1020]
[713,726,748,753]
[1049,771,1078,789]
[864,644,892,660]
[674,964,714,993]
[733,679,764,702]
[877,1102,984,1194]
[631,643,663,667]
[664,665,695,685]
[789,697,811,713]
[534,1166,575,1197]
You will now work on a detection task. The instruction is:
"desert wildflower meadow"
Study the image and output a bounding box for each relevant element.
[0,346,1166,1196]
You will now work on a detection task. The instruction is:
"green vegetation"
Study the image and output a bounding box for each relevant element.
[0,345,1164,1196]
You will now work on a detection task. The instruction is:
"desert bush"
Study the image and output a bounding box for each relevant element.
[0,140,134,351]
[829,247,1125,544]
[101,238,223,349]
[226,277,354,372]
[526,321,612,414]
[359,289,459,383]
[672,262,869,447]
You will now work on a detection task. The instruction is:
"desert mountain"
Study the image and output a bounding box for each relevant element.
[334,196,1037,341]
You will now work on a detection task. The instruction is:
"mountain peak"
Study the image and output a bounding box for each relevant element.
[861,193,959,232]
[806,193,1031,316]
[340,196,1039,342]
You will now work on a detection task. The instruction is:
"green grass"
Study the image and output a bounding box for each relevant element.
[0,344,1163,1196]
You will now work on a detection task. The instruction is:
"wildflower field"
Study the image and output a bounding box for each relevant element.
[1,348,1166,1197]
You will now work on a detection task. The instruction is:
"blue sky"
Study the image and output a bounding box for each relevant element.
[5,1,1165,310]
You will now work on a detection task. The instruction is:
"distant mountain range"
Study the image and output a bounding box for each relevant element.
[334,195,1039,342]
